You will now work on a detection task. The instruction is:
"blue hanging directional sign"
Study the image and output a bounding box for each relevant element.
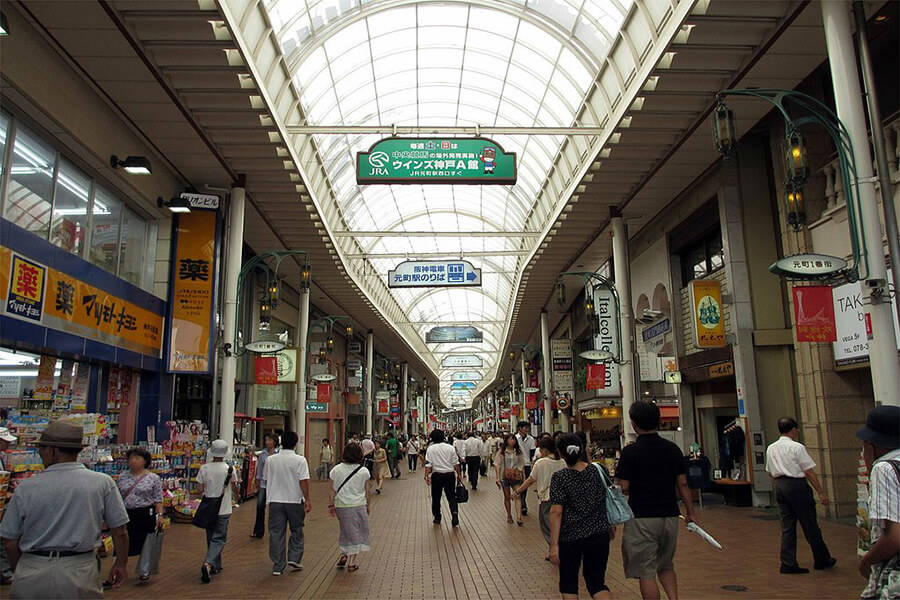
[451,381,477,390]
[388,259,481,288]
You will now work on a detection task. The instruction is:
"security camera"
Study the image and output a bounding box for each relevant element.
[865,278,887,289]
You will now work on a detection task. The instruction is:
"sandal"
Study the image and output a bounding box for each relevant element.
[507,516,513,524]
[517,519,524,526]
[337,555,348,569]
[347,565,359,572]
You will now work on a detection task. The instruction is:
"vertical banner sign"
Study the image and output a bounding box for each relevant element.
[167,210,220,374]
[525,393,537,410]
[689,279,726,348]
[255,357,278,385]
[592,287,621,396]
[792,286,837,343]
[317,384,332,403]
[34,355,56,401]
[551,339,574,393]
[586,364,607,390]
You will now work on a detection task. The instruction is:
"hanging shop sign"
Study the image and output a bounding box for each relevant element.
[317,383,332,403]
[178,192,220,210]
[388,259,481,288]
[689,279,726,349]
[769,253,848,280]
[641,318,670,349]
[305,402,328,413]
[592,287,621,396]
[356,137,516,185]
[708,362,734,379]
[525,393,537,410]
[522,386,540,394]
[832,276,900,367]
[586,364,607,390]
[426,325,483,343]
[450,371,482,381]
[556,395,570,410]
[348,341,363,354]
[375,390,391,400]
[792,286,837,343]
[276,348,298,382]
[167,210,220,373]
[377,398,390,415]
[442,355,483,368]
[244,340,285,354]
[1,247,163,357]
[551,339,574,393]
[450,381,477,390]
[255,357,278,386]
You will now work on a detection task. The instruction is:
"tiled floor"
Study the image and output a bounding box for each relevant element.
[103,468,864,599]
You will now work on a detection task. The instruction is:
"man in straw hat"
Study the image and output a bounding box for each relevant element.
[1,419,130,598]
[856,405,900,599]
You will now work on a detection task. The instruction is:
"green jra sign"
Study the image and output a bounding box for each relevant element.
[356,137,516,185]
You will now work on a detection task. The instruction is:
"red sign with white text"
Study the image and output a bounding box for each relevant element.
[525,393,537,410]
[586,364,607,390]
[792,286,837,343]
[317,383,332,403]
[255,357,277,386]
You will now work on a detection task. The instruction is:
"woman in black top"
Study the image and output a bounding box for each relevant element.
[549,434,613,600]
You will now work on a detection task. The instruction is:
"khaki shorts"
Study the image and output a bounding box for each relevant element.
[622,517,679,579]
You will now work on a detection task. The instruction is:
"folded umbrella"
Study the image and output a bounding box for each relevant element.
[681,516,723,550]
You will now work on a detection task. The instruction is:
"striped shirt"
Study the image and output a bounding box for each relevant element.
[869,448,900,544]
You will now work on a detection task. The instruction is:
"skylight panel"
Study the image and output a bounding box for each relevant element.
[527,0,581,31]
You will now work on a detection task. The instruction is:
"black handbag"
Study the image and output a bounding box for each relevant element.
[192,466,232,529]
[455,482,469,503]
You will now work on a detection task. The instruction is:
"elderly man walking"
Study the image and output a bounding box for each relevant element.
[1,420,130,599]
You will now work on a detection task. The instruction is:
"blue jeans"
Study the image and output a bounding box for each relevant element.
[204,514,231,570]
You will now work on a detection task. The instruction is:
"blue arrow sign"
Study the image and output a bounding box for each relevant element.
[388,259,482,288]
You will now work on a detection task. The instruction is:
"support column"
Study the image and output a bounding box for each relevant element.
[821,1,900,407]
[218,179,245,444]
[401,362,409,433]
[424,386,429,433]
[294,284,310,449]
[365,330,374,435]
[520,355,529,426]
[509,373,517,431]
[611,209,637,442]
[540,311,554,431]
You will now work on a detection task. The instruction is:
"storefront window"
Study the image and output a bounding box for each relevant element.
[4,125,57,239]
[49,159,91,257]
[119,207,147,285]
[680,228,725,285]
[89,185,123,275]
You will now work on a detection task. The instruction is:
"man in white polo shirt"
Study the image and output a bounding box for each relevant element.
[765,417,835,574]
[424,430,463,527]
[265,431,312,576]
[515,421,536,515]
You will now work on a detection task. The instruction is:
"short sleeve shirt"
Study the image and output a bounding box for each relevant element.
[330,462,371,508]
[615,433,685,518]
[0,462,129,553]
[531,457,566,502]
[197,462,234,516]
[516,434,536,465]
[765,436,816,478]
[550,465,609,542]
[385,438,399,457]
[426,443,460,473]
[116,471,163,509]
[264,449,310,504]
[869,450,900,544]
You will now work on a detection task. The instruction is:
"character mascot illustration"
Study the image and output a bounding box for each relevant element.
[480,146,497,174]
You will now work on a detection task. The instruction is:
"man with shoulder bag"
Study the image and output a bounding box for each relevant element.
[195,439,240,584]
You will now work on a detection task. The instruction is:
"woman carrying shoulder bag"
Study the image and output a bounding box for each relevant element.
[114,448,164,582]
[548,434,614,600]
[495,433,525,525]
[328,443,373,573]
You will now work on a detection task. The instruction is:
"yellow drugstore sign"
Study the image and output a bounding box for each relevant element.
[689,279,726,349]
[1,246,163,356]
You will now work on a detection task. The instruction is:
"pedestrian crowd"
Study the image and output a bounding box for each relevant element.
[0,402,897,599]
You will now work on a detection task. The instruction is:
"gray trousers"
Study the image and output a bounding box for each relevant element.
[268,502,306,572]
[774,477,831,567]
[204,514,231,571]
[539,500,552,544]
[10,552,101,600]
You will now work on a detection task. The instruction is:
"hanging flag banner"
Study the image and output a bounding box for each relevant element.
[592,287,621,396]
[792,286,837,343]
[255,357,278,386]
[689,279,726,348]
[167,210,220,373]
[377,399,389,415]
[357,137,517,185]
[389,259,481,288]
[317,383,332,403]
[525,393,537,410]
[426,326,483,343]
[586,364,607,390]
[551,339,574,393]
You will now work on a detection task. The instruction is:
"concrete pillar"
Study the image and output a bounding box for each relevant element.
[540,311,554,431]
[821,0,900,407]
[611,210,637,443]
[365,330,374,435]
[401,362,408,433]
[218,180,245,444]
[294,285,310,449]
[509,373,517,431]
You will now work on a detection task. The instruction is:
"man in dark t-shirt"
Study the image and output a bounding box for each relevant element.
[616,401,697,600]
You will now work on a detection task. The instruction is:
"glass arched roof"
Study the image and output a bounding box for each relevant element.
[261,0,632,406]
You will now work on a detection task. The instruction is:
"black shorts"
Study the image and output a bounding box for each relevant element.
[558,531,611,597]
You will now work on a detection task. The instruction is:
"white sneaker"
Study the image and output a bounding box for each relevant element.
[288,561,303,571]
[272,570,282,576]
